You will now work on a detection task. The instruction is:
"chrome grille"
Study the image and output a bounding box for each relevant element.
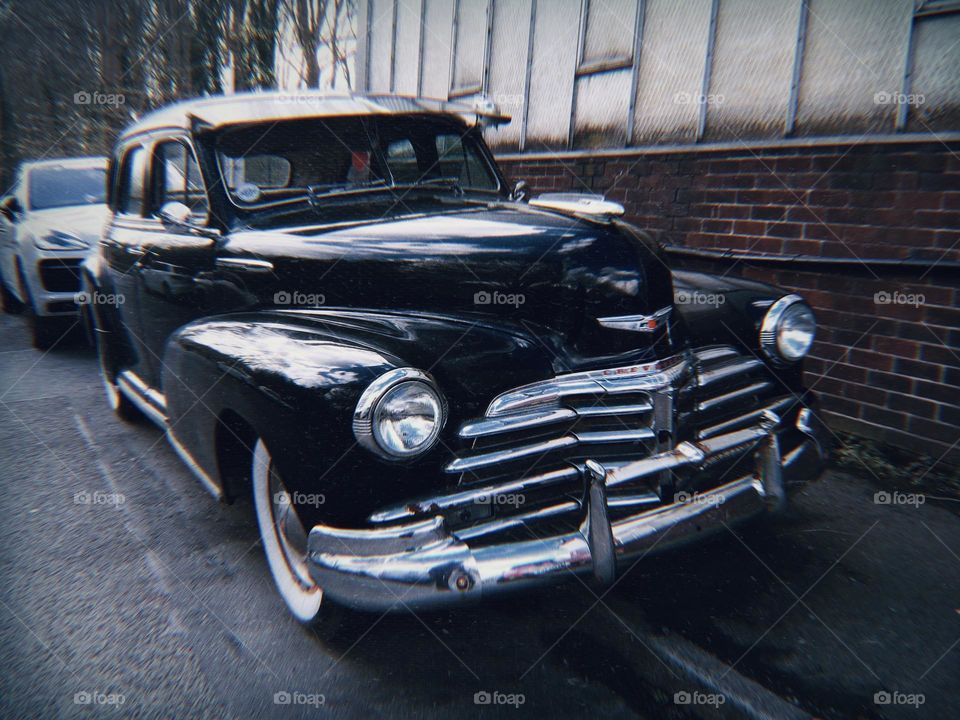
[369,347,796,543]
[690,346,794,441]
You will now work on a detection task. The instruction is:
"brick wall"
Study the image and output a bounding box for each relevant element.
[498,141,960,465]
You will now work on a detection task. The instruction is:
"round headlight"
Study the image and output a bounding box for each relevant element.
[354,368,446,460]
[760,295,816,364]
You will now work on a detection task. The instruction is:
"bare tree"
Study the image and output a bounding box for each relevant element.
[281,0,356,89]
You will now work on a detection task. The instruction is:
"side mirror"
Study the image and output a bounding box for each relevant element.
[159,201,194,230]
[1,196,22,222]
[158,200,221,241]
[511,180,528,202]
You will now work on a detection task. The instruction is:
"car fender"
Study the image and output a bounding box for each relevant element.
[161,309,556,520]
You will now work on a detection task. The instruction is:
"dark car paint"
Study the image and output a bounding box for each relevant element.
[86,114,804,526]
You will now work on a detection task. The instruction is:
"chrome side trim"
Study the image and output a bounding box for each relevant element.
[167,429,223,500]
[116,371,167,428]
[115,371,223,501]
[216,257,275,273]
[596,306,671,333]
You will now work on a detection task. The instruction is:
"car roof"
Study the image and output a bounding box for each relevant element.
[22,156,108,171]
[118,92,511,143]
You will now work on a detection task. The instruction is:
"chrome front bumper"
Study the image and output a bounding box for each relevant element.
[307,409,828,612]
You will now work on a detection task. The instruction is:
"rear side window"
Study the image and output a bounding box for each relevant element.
[117,146,147,216]
[152,140,208,223]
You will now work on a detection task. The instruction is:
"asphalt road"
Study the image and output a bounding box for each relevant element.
[0,312,958,719]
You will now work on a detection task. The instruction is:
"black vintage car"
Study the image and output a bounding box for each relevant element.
[85,92,827,625]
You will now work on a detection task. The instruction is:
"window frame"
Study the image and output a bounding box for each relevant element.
[576,0,641,77]
[115,144,149,218]
[148,135,211,225]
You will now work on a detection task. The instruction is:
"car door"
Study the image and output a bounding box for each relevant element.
[0,174,26,294]
[136,136,219,391]
[102,143,154,382]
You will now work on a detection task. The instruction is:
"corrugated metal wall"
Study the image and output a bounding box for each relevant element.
[357,0,960,151]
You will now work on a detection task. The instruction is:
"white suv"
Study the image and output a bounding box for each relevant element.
[0,157,108,348]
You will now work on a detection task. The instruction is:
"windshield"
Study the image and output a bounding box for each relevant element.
[28,166,106,210]
[213,116,500,208]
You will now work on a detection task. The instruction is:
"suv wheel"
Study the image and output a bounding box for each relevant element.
[0,272,23,314]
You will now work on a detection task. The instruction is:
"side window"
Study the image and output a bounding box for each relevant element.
[383,139,420,183]
[117,146,147,216]
[152,140,209,223]
[435,134,496,189]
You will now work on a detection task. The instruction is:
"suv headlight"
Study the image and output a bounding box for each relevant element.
[760,295,816,364]
[35,230,89,251]
[354,368,446,460]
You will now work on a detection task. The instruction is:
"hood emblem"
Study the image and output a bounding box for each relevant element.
[597,306,671,333]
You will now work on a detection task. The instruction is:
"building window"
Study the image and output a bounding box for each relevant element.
[450,0,491,97]
[577,0,639,76]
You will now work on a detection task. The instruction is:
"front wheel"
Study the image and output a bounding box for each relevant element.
[252,439,328,625]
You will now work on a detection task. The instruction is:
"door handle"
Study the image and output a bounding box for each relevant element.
[216,257,274,273]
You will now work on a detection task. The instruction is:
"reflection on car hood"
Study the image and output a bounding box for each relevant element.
[23,204,110,243]
[223,204,675,362]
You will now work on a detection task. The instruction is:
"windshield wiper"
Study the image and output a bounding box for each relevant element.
[306,178,390,204]
[392,177,465,197]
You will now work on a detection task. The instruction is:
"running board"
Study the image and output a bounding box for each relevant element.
[116,371,222,500]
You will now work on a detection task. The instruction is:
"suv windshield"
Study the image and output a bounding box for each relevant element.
[28,166,106,210]
[214,116,500,208]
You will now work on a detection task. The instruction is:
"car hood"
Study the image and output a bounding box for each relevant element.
[23,204,109,245]
[221,204,676,362]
